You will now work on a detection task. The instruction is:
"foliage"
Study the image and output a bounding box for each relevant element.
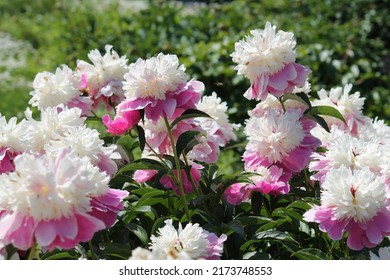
[0,0,389,122]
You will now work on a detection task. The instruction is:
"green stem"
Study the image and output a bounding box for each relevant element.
[278,97,287,113]
[163,117,191,222]
[28,242,39,260]
[89,240,98,260]
[145,141,171,170]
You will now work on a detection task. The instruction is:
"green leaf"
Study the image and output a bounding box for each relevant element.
[282,92,312,109]
[306,114,330,132]
[116,158,166,175]
[292,248,329,260]
[287,200,313,211]
[176,130,202,156]
[125,223,149,246]
[242,251,272,260]
[100,243,132,260]
[170,109,211,128]
[41,250,78,260]
[136,125,146,152]
[310,105,346,123]
[222,220,246,239]
[235,216,272,227]
[254,230,299,244]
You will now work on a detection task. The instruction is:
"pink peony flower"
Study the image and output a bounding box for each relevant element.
[231,22,310,101]
[102,104,141,136]
[0,149,128,251]
[304,166,390,250]
[224,165,291,205]
[0,147,19,174]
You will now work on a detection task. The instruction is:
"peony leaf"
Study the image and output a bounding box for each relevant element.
[292,248,329,260]
[116,158,166,175]
[310,105,346,123]
[136,125,146,152]
[305,114,330,132]
[125,223,149,247]
[175,130,202,156]
[170,109,211,128]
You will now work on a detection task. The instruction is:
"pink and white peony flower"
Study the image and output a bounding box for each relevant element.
[120,53,203,121]
[136,219,226,260]
[0,114,36,173]
[304,166,390,250]
[231,22,310,101]
[312,84,367,135]
[195,92,240,147]
[29,65,92,115]
[0,149,128,251]
[76,45,129,110]
[243,108,321,173]
[224,165,291,205]
[309,127,384,183]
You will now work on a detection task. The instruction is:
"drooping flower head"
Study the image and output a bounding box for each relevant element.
[130,219,226,260]
[76,45,129,110]
[224,165,291,205]
[120,53,203,121]
[231,22,310,100]
[304,166,390,250]
[0,149,128,251]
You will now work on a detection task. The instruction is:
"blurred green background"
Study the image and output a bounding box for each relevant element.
[1,0,389,122]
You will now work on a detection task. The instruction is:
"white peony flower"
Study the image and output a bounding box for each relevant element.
[195,92,240,145]
[231,21,296,80]
[44,125,119,174]
[24,106,85,152]
[0,114,32,152]
[123,53,187,100]
[150,219,209,260]
[29,65,80,109]
[321,166,386,223]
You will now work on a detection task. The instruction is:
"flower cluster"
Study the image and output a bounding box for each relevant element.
[130,219,226,260]
[1,20,389,260]
[0,45,131,253]
[304,87,390,250]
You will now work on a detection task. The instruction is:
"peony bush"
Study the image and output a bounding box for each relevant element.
[0,22,389,260]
